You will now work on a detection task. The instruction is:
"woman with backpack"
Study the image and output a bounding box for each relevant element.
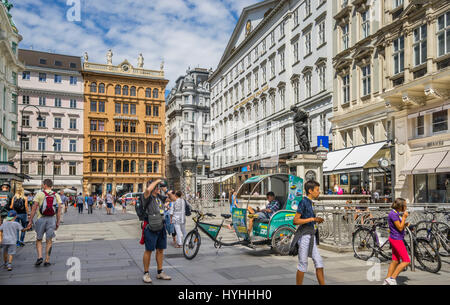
[10,186,29,247]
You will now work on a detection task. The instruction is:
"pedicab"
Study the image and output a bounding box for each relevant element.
[183,174,303,259]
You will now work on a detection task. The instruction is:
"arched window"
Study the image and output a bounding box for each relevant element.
[153,88,159,98]
[98,159,104,172]
[122,85,129,96]
[91,159,97,172]
[138,141,145,153]
[130,86,136,96]
[123,160,129,172]
[115,85,121,95]
[147,161,152,173]
[131,160,136,173]
[145,88,151,98]
[116,160,122,173]
[115,140,122,152]
[107,140,114,152]
[99,83,105,93]
[91,140,97,152]
[154,142,159,154]
[98,139,105,152]
[123,140,129,152]
[131,141,137,153]
[147,142,152,154]
[153,161,159,173]
[90,82,97,93]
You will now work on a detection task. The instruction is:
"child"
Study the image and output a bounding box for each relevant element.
[0,210,26,271]
[293,180,325,285]
[383,198,410,285]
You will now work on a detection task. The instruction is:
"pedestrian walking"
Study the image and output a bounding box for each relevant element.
[25,179,62,266]
[76,193,84,214]
[0,183,14,225]
[140,179,171,283]
[59,190,68,224]
[10,186,29,247]
[0,211,27,271]
[105,192,113,215]
[383,198,410,285]
[292,180,325,285]
[97,195,103,210]
[169,191,187,248]
[87,194,94,214]
[121,197,127,213]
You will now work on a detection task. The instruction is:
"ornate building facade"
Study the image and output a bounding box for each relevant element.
[82,52,168,196]
[165,67,212,193]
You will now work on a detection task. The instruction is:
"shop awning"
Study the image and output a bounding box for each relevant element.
[412,151,447,174]
[23,179,82,187]
[436,151,450,173]
[323,148,353,173]
[333,142,387,172]
[211,173,236,183]
[400,154,423,175]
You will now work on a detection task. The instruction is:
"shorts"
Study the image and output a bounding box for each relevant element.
[255,212,269,220]
[2,244,16,255]
[297,234,323,272]
[389,237,410,263]
[34,216,56,241]
[106,203,113,208]
[144,225,167,251]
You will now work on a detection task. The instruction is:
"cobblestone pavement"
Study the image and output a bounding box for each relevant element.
[0,204,448,285]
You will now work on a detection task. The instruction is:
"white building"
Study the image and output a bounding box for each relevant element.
[165,67,212,193]
[0,1,24,186]
[209,0,333,187]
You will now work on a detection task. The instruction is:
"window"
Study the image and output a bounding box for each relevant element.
[70,140,76,152]
[122,85,129,96]
[22,115,30,127]
[38,138,46,151]
[54,117,62,129]
[280,87,285,109]
[54,139,61,151]
[54,75,62,83]
[123,104,128,114]
[22,71,30,80]
[69,162,76,175]
[153,125,159,135]
[318,65,326,92]
[145,88,151,98]
[270,57,275,78]
[70,99,77,108]
[116,160,122,172]
[90,100,97,112]
[281,127,286,148]
[98,101,105,112]
[270,31,275,46]
[90,120,97,131]
[393,0,403,8]
[130,104,136,115]
[342,74,350,104]
[122,121,128,133]
[22,96,30,104]
[54,60,62,67]
[147,160,153,173]
[91,160,97,172]
[417,115,424,136]
[305,0,311,16]
[146,105,151,116]
[54,98,62,107]
[393,36,405,74]
[115,103,121,114]
[153,89,159,98]
[11,42,17,54]
[98,83,105,93]
[130,160,136,173]
[154,142,160,154]
[115,121,121,132]
[131,141,137,153]
[437,11,450,57]
[21,162,29,175]
[38,117,46,128]
[115,85,121,95]
[294,8,299,27]
[280,21,285,38]
[318,21,326,45]
[39,97,46,106]
[154,161,159,173]
[280,49,285,71]
[305,31,311,55]
[130,86,136,96]
[413,24,427,66]
[123,141,129,153]
[305,73,312,98]
[70,76,77,85]
[90,82,97,93]
[115,141,122,152]
[39,73,46,82]
[342,24,349,50]
[98,121,104,131]
[39,58,47,65]
[153,106,159,117]
[146,123,151,134]
[362,65,371,96]
[130,122,136,133]
[432,110,448,133]
[147,142,153,154]
[70,62,77,69]
[361,11,370,39]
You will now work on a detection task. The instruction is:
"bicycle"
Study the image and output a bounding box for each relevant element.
[404,224,442,273]
[352,217,392,261]
[415,209,449,257]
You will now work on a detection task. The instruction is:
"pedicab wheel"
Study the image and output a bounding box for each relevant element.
[183,230,201,260]
[271,226,296,255]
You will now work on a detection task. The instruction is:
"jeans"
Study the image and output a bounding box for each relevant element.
[78,203,83,213]
[15,213,28,243]
[88,205,93,214]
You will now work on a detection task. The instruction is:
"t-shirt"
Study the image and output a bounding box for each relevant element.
[0,221,23,245]
[296,197,316,229]
[106,194,113,204]
[172,198,186,224]
[60,195,68,205]
[144,194,164,218]
[388,209,405,240]
[76,196,84,204]
[33,190,62,219]
[87,197,94,206]
[265,200,280,218]
[0,191,13,217]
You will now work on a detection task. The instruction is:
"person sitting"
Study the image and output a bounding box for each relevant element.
[247,192,280,238]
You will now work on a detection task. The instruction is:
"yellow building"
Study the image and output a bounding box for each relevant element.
[82,54,168,196]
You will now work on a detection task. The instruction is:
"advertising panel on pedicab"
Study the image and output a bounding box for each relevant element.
[198,223,221,239]
[286,175,303,211]
[232,208,249,240]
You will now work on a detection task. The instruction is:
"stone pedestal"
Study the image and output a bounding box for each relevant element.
[286,153,325,192]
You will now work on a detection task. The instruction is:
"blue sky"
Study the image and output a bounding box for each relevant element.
[11,0,262,95]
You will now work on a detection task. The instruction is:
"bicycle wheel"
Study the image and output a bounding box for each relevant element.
[434,222,450,254]
[183,230,201,260]
[352,227,375,261]
[414,237,441,273]
[271,226,296,255]
[416,228,440,252]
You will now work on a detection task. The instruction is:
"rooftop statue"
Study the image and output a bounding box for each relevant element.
[138,53,144,68]
[107,49,113,65]
[291,105,311,153]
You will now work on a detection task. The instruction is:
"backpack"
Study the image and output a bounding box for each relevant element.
[13,197,26,213]
[135,194,148,221]
[39,191,58,216]
[184,199,192,216]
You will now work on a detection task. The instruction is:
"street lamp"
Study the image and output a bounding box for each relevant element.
[19,105,43,175]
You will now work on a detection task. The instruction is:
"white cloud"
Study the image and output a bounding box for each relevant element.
[13,0,264,92]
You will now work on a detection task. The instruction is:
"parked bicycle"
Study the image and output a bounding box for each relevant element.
[352,217,392,261]
[404,224,442,273]
[415,209,449,257]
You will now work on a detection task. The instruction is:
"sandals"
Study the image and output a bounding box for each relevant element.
[35,258,43,266]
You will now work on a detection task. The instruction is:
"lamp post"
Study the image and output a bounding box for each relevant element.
[19,105,43,175]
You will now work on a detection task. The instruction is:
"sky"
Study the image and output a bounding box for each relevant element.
[12,0,262,96]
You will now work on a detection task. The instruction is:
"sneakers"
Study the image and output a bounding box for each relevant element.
[143,272,152,283]
[35,258,43,266]
[156,271,171,280]
[383,277,397,285]
[7,263,12,271]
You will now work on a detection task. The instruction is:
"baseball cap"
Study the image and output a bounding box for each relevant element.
[6,210,17,221]
[1,182,10,188]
